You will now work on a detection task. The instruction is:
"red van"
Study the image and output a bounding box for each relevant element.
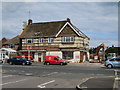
[44,56,67,65]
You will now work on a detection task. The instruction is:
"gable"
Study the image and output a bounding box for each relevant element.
[58,25,79,37]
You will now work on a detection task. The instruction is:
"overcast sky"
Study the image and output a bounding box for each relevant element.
[1,0,119,48]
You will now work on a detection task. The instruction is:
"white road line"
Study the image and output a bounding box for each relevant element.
[47,72,58,75]
[113,70,120,89]
[2,75,13,78]
[37,80,55,88]
[0,78,28,86]
[42,72,58,77]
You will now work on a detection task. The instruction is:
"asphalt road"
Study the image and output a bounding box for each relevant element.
[1,63,116,89]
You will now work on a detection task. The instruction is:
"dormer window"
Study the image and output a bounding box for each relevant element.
[62,37,74,42]
[48,38,54,43]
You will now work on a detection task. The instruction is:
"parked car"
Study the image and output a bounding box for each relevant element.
[0,60,3,64]
[44,56,67,65]
[7,57,32,65]
[104,58,120,68]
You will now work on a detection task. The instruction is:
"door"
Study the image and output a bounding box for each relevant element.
[15,57,22,64]
[116,58,120,67]
[53,57,60,64]
[110,58,118,67]
[80,51,84,62]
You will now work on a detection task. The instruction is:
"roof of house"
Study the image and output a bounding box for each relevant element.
[21,18,89,39]
[21,20,67,38]
[2,18,89,45]
[0,37,10,47]
[3,35,19,45]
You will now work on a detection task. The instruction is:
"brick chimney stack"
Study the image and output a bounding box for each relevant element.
[67,18,70,22]
[28,19,32,25]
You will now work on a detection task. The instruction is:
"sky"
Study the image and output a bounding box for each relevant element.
[1,0,119,48]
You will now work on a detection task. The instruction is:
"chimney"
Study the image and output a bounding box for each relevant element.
[67,18,70,22]
[28,19,32,25]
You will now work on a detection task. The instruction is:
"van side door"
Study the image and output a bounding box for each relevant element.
[54,58,59,64]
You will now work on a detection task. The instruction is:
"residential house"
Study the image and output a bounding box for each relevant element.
[0,37,9,48]
[2,35,20,50]
[19,18,90,62]
[105,46,120,59]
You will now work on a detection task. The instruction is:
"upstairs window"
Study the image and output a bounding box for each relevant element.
[62,37,74,42]
[9,44,14,48]
[26,39,33,43]
[39,38,44,43]
[48,38,54,43]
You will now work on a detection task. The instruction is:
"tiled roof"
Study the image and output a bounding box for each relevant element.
[21,20,67,38]
[3,35,19,44]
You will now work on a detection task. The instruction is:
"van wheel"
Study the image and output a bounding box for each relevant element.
[9,62,13,65]
[107,64,113,68]
[46,62,50,65]
[60,62,63,65]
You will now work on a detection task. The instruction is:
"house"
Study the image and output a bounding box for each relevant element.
[19,18,90,62]
[0,37,9,48]
[105,46,120,59]
[2,35,20,50]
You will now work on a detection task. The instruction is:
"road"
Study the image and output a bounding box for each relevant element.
[1,63,116,89]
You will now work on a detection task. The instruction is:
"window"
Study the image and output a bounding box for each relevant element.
[54,58,58,60]
[39,38,44,43]
[115,58,120,62]
[48,38,54,43]
[9,44,14,48]
[62,37,74,42]
[62,51,73,59]
[110,59,115,61]
[26,39,33,43]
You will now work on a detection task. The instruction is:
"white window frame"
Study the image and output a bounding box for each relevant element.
[26,39,33,43]
[62,37,74,42]
[39,38,44,43]
[48,38,54,43]
[9,44,15,48]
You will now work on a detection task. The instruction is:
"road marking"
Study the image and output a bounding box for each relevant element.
[0,78,28,86]
[2,75,13,78]
[47,72,58,75]
[25,73,33,76]
[37,80,55,88]
[76,76,94,89]
[42,72,58,77]
[113,70,120,89]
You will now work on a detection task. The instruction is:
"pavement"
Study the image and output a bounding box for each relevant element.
[76,64,120,90]
[76,76,115,90]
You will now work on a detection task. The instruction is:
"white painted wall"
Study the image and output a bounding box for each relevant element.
[34,53,38,62]
[46,51,62,58]
[87,52,90,60]
[41,53,44,62]
[73,51,80,62]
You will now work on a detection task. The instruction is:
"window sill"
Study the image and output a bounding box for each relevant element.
[61,42,74,44]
